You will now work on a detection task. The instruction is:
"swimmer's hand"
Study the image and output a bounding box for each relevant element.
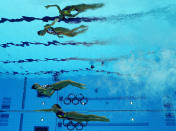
[54,18,59,22]
[45,5,57,9]
[45,5,50,9]
[34,109,53,112]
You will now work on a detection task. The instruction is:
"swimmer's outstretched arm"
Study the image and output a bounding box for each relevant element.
[34,109,53,112]
[44,18,59,28]
[45,5,63,16]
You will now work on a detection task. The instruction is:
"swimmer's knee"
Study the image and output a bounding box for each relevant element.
[66,80,73,83]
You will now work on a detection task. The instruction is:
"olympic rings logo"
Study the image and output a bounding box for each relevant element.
[63,93,88,105]
[63,120,88,130]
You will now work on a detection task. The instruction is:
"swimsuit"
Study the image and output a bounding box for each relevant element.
[37,85,52,97]
[41,85,49,88]
[63,6,72,11]
[63,10,70,15]
[56,111,72,120]
[63,6,78,15]
[46,27,62,35]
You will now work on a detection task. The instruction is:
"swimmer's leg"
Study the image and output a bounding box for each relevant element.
[71,25,88,32]
[73,3,104,12]
[86,117,110,122]
[52,80,86,90]
[66,25,88,37]
[67,29,87,37]
[85,115,110,122]
[55,27,70,32]
[75,115,110,122]
[66,112,109,122]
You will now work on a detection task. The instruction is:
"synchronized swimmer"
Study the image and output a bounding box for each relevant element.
[35,104,110,123]
[37,18,88,38]
[45,3,104,19]
[32,80,86,97]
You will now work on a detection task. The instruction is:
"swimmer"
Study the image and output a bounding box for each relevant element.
[37,18,88,38]
[32,80,86,97]
[35,104,110,123]
[45,3,104,19]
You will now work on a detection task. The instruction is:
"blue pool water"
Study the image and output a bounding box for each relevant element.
[1,0,176,131]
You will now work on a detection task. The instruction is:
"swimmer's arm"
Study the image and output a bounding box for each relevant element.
[35,109,53,112]
[48,90,55,96]
[45,5,63,16]
[44,19,59,28]
[50,18,59,26]
[57,35,64,38]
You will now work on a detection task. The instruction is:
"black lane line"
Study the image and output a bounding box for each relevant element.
[1,109,176,113]
[0,57,119,64]
[59,96,145,102]
[19,77,27,131]
[0,69,127,76]
[0,16,106,24]
[58,122,149,128]
[0,40,106,48]
[22,77,27,109]
[19,114,24,131]
[87,96,146,100]
[0,4,174,24]
[87,122,149,126]
[78,109,176,113]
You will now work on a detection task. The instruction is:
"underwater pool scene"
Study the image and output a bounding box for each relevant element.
[1,0,176,131]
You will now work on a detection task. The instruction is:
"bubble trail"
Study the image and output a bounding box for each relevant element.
[0,40,106,48]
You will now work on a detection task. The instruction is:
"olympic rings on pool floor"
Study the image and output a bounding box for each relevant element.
[63,120,88,130]
[63,93,88,105]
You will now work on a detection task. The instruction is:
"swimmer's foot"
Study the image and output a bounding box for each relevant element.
[71,81,86,89]
[101,117,110,122]
[76,83,86,89]
[80,25,88,29]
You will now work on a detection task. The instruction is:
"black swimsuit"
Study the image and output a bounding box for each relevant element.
[46,27,57,35]
[56,111,72,120]
[37,85,51,97]
[63,6,78,12]
[63,6,72,11]
[47,27,62,35]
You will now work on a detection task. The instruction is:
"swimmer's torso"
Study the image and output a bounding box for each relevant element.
[46,27,70,35]
[37,86,52,96]
[46,27,62,35]
[62,6,78,16]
